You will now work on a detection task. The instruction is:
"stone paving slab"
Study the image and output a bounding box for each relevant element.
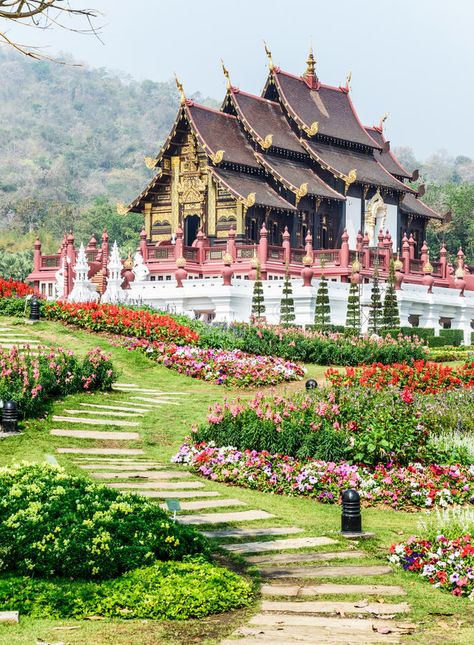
[0,337,40,343]
[223,537,336,554]
[179,510,274,525]
[126,490,221,499]
[0,611,19,624]
[91,470,192,479]
[80,403,152,413]
[260,600,410,615]
[246,550,364,565]
[203,527,304,539]
[249,614,404,632]
[53,416,139,427]
[221,627,401,644]
[78,463,160,470]
[130,396,179,405]
[260,565,393,579]
[63,409,145,418]
[51,429,140,440]
[160,498,245,511]
[57,447,145,455]
[115,385,179,395]
[106,481,204,489]
[261,583,407,597]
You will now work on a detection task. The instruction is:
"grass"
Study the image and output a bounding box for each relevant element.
[0,316,473,644]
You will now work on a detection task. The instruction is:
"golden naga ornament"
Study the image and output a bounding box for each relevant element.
[174,73,186,106]
[379,112,389,129]
[303,121,319,137]
[243,192,256,208]
[295,182,308,201]
[211,149,225,164]
[221,59,231,90]
[144,156,157,169]
[116,202,129,216]
[263,41,274,71]
[259,133,273,149]
[343,169,357,194]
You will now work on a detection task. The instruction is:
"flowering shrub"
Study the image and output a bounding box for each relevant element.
[44,301,198,345]
[0,277,34,298]
[173,442,474,511]
[327,361,474,394]
[125,338,305,387]
[389,535,474,598]
[0,345,116,417]
[195,388,431,465]
[0,463,208,580]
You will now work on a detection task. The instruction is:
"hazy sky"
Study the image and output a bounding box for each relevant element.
[4,0,473,158]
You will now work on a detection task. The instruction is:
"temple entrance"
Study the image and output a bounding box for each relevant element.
[184,214,200,246]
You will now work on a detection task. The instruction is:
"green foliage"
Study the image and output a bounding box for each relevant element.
[427,347,472,362]
[0,558,253,620]
[314,274,330,331]
[0,464,208,580]
[425,183,474,260]
[251,264,266,319]
[75,196,143,252]
[383,260,400,329]
[0,296,28,317]
[368,264,382,334]
[0,250,33,281]
[279,265,295,325]
[345,279,361,335]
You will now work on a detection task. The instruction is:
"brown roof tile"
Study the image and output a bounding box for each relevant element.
[210,167,296,211]
[400,193,443,220]
[256,153,345,201]
[272,70,380,149]
[366,127,412,179]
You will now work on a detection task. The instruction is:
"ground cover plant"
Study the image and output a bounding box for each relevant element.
[0,345,116,417]
[124,338,305,387]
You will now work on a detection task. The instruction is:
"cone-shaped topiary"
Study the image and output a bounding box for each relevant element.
[314,273,331,331]
[368,263,383,334]
[251,263,266,319]
[346,279,361,335]
[383,259,400,330]
[279,263,295,325]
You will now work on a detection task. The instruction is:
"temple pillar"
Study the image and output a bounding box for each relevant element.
[409,233,415,260]
[139,227,148,262]
[236,203,245,238]
[226,226,237,262]
[207,174,217,238]
[258,222,268,276]
[362,231,370,269]
[144,203,152,241]
[195,229,206,264]
[171,156,180,231]
[282,226,291,265]
[440,242,447,279]
[174,226,184,260]
[33,237,42,272]
[339,228,350,269]
[356,230,363,253]
[402,233,410,274]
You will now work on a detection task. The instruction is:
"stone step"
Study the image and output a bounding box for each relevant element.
[261,584,407,597]
[78,463,160,470]
[260,565,393,579]
[72,456,154,462]
[0,337,40,343]
[261,600,410,615]
[91,470,191,480]
[57,448,145,455]
[222,626,401,644]
[126,490,221,499]
[130,396,179,405]
[63,409,145,418]
[53,416,139,427]
[80,403,152,413]
[178,510,275,525]
[51,429,140,440]
[106,481,204,489]
[115,385,179,395]
[203,527,304,539]
[248,613,407,632]
[246,550,364,566]
[0,611,19,624]
[223,536,337,554]
[160,498,245,511]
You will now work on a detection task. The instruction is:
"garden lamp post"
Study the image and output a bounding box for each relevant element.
[2,401,18,433]
[305,379,318,390]
[29,295,40,322]
[341,489,362,535]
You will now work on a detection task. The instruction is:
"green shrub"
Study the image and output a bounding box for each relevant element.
[0,297,29,317]
[0,464,208,580]
[399,327,435,343]
[0,558,253,620]
[427,347,473,362]
[439,329,464,347]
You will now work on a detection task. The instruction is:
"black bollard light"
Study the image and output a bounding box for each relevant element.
[29,295,40,322]
[341,489,362,535]
[2,401,18,433]
[305,379,318,390]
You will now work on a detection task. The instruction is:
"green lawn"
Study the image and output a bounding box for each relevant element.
[0,317,473,644]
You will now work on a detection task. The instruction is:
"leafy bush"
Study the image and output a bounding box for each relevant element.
[438,329,464,347]
[0,558,253,620]
[0,464,208,580]
[0,345,116,417]
[427,347,473,362]
[0,297,29,317]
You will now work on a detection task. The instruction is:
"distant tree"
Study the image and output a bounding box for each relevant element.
[0,2,99,60]
[314,274,331,331]
[76,196,143,252]
[279,264,295,326]
[392,146,419,173]
[251,264,266,320]
[345,279,361,335]
[425,184,474,260]
[368,264,383,335]
[382,260,400,330]
[0,250,33,281]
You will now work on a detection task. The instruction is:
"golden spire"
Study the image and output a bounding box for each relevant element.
[174,73,186,106]
[221,59,231,90]
[379,112,389,130]
[263,41,274,71]
[305,46,316,76]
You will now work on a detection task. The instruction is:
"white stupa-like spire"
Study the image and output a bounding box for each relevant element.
[102,241,127,303]
[68,243,99,303]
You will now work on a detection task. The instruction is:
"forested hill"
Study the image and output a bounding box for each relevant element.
[0,50,215,249]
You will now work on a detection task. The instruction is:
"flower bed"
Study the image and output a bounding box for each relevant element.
[0,277,34,298]
[389,535,474,598]
[173,442,474,510]
[0,345,116,417]
[125,338,305,387]
[327,361,474,393]
[44,301,198,345]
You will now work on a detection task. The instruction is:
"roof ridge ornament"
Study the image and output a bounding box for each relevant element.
[305,47,316,77]
[263,41,274,71]
[344,70,352,92]
[221,59,231,90]
[144,156,157,169]
[258,133,273,150]
[243,192,256,208]
[174,73,186,106]
[211,149,225,164]
[343,169,357,195]
[303,121,319,137]
[116,202,129,216]
[379,113,389,130]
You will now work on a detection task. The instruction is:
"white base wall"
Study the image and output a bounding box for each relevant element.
[129,278,474,344]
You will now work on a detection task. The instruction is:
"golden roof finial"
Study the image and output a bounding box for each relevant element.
[379,112,389,130]
[221,59,231,90]
[263,41,274,71]
[305,46,316,77]
[174,73,186,106]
